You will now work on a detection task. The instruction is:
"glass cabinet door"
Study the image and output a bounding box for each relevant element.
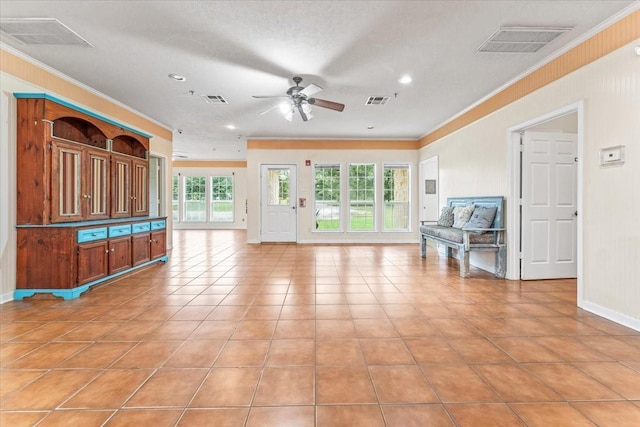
[51,141,83,222]
[132,159,148,216]
[111,156,131,218]
[85,150,110,219]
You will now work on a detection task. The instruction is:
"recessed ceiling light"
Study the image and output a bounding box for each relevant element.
[225,124,237,130]
[168,73,186,82]
[635,46,640,56]
[399,75,412,84]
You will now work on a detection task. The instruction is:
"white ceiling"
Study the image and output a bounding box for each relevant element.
[1,1,635,160]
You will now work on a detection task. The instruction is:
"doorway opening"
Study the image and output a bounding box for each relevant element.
[507,101,584,301]
[260,164,298,242]
[419,156,439,222]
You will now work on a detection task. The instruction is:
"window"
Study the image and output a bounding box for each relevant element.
[183,176,206,222]
[314,164,340,230]
[210,176,234,222]
[349,163,375,231]
[384,165,410,231]
[267,168,290,205]
[172,175,179,222]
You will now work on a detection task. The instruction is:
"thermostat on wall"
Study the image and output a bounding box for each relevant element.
[599,145,625,166]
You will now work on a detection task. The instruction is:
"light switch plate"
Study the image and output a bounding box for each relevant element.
[600,145,625,166]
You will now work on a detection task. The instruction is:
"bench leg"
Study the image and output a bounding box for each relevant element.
[459,251,470,278]
[494,246,507,278]
[447,247,454,258]
[420,235,427,258]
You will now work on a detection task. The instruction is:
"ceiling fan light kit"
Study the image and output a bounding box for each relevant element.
[253,76,345,122]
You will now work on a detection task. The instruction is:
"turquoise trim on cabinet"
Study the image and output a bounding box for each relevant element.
[150,220,166,230]
[108,224,132,237]
[13,93,153,139]
[132,222,151,233]
[77,227,108,243]
[17,216,166,228]
[13,255,169,301]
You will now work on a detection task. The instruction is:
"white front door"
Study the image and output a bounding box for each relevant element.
[521,131,577,280]
[261,164,297,242]
[419,156,439,222]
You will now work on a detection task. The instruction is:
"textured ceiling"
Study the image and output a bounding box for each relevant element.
[0,1,635,160]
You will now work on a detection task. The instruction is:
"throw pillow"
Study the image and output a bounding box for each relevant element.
[437,206,455,227]
[464,206,498,234]
[452,205,475,229]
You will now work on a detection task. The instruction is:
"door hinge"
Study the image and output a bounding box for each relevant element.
[47,143,52,150]
[519,144,524,152]
[574,157,578,162]
[519,252,523,259]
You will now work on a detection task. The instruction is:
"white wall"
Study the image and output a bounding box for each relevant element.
[419,40,640,329]
[172,166,248,230]
[246,148,419,244]
[528,112,578,133]
[0,72,173,301]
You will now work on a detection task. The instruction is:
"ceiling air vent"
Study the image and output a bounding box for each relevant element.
[366,96,390,105]
[0,18,93,46]
[200,94,228,104]
[478,26,571,53]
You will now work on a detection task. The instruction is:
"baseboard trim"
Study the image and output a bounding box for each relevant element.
[0,291,14,304]
[580,300,640,332]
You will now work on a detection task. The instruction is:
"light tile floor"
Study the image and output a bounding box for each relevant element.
[2,230,640,426]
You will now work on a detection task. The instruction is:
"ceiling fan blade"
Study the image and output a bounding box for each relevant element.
[259,104,281,116]
[252,95,289,99]
[300,83,322,97]
[297,104,309,122]
[308,98,345,112]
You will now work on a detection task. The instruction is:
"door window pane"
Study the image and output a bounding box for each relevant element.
[59,149,80,216]
[114,160,129,214]
[210,176,234,222]
[267,169,290,206]
[172,175,179,222]
[184,176,206,222]
[89,155,107,215]
[314,164,340,230]
[349,164,375,231]
[384,165,410,231]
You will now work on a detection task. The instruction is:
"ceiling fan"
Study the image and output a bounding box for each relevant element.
[252,76,345,122]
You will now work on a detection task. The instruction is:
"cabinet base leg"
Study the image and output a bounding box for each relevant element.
[13,256,169,301]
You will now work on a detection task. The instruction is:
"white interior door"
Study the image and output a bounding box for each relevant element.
[419,156,439,222]
[521,131,577,280]
[261,164,297,242]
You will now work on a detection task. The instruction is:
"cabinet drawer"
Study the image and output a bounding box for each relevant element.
[109,224,132,237]
[132,222,151,234]
[150,220,166,230]
[77,227,108,243]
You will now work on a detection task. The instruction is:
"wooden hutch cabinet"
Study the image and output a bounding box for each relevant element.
[14,94,168,300]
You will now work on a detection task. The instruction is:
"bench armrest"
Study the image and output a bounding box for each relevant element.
[462,228,505,250]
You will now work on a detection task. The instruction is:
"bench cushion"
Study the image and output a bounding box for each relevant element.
[437,206,455,227]
[452,205,475,228]
[464,206,497,234]
[420,225,495,244]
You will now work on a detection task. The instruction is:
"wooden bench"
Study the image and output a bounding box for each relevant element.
[420,196,506,278]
